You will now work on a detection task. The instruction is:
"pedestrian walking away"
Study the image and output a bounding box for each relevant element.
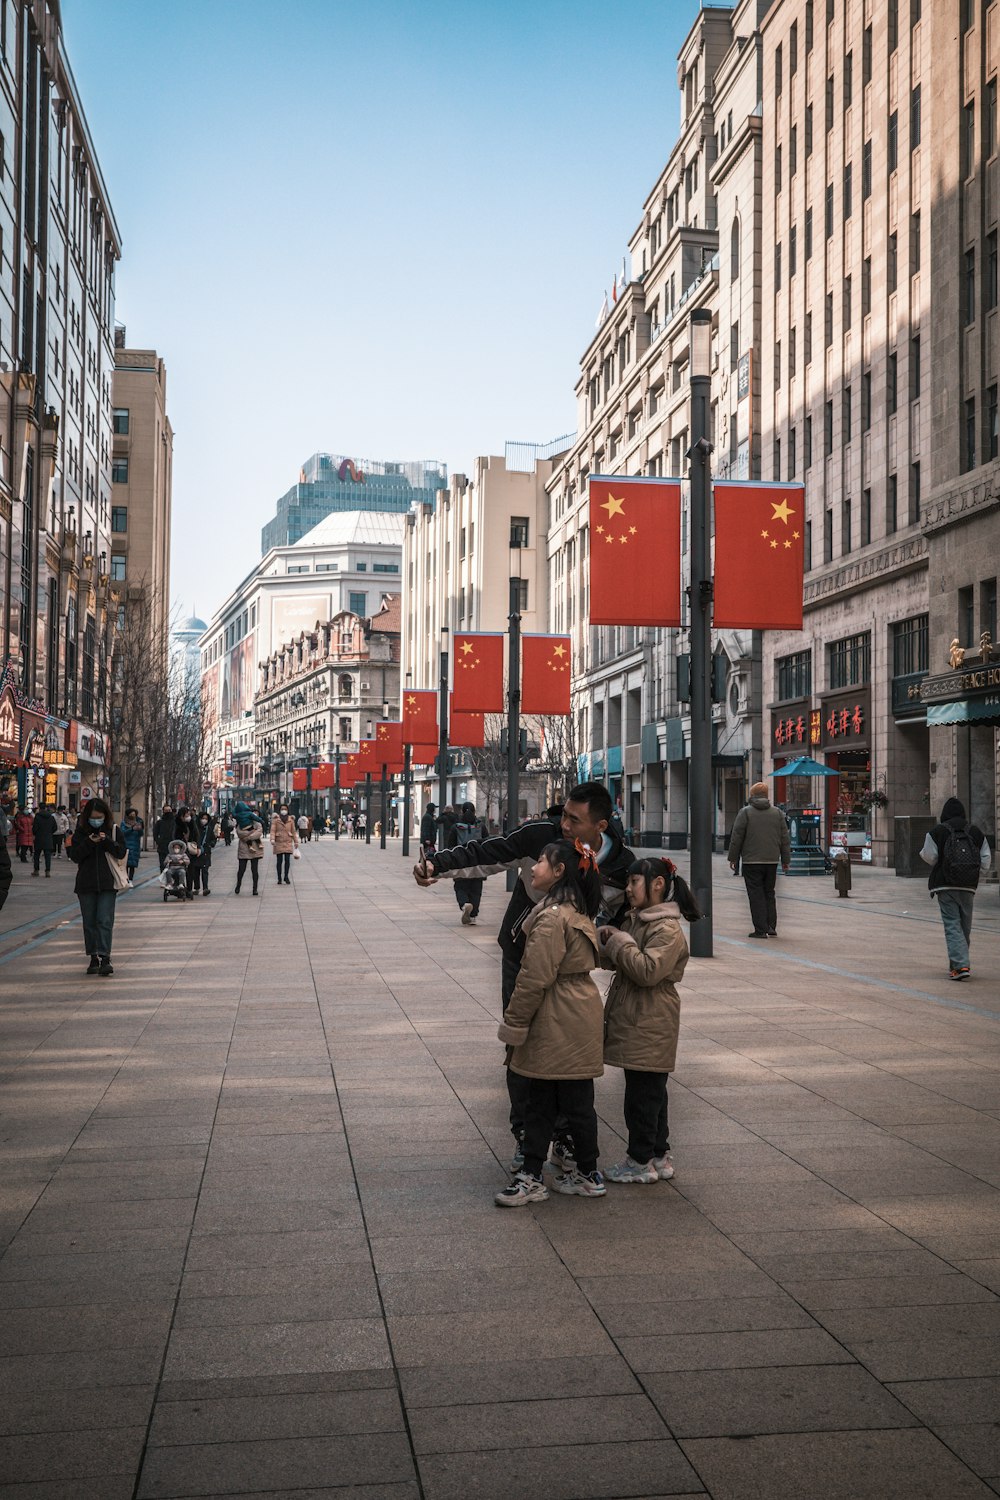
[13,806,33,863]
[31,804,57,877]
[832,848,852,898]
[66,798,127,975]
[234,801,265,894]
[220,808,235,847]
[270,803,300,883]
[153,804,176,871]
[121,808,144,884]
[727,781,791,938]
[0,824,11,911]
[414,781,632,1169]
[190,810,217,896]
[599,858,701,1185]
[494,838,606,1207]
[453,801,485,925]
[920,796,992,980]
[297,812,311,843]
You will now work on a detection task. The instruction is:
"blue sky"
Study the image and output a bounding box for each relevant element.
[61,0,703,624]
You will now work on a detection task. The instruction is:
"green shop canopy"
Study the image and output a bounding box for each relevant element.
[926,698,1000,727]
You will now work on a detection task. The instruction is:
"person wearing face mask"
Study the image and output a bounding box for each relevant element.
[190,811,218,897]
[174,806,199,900]
[67,797,127,975]
[269,803,300,884]
[233,801,264,895]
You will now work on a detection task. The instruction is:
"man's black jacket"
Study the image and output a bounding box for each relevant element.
[431,816,633,960]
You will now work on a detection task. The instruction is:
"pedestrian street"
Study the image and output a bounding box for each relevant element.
[1,836,1000,1499]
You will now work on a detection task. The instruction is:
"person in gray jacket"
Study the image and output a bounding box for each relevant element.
[728,781,791,939]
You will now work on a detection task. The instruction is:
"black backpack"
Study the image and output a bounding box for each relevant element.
[939,823,982,889]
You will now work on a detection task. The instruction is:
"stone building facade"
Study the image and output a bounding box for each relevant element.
[111,336,172,663]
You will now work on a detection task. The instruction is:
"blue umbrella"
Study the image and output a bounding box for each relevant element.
[769,755,838,777]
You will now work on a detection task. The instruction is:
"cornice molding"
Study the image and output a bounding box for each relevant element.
[803,534,928,610]
[921,471,1000,536]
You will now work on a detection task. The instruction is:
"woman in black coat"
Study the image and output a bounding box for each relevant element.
[67,798,127,976]
[191,810,217,897]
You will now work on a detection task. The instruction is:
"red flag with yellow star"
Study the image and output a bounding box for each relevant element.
[402,690,438,744]
[588,476,681,625]
[521,634,571,715]
[713,481,806,630]
[452,632,504,713]
[374,721,404,762]
[448,694,485,748]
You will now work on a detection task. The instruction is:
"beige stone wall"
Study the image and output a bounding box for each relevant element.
[112,350,172,660]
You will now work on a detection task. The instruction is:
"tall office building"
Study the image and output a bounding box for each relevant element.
[260,452,447,553]
[112,332,173,661]
[0,0,122,811]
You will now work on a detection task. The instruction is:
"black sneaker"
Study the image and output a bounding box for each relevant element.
[86,956,100,974]
[99,957,114,977]
[747,931,768,939]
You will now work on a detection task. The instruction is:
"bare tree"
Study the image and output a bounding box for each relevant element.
[467,713,507,827]
[533,707,581,805]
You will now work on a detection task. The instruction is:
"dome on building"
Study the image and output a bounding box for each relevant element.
[182,614,207,634]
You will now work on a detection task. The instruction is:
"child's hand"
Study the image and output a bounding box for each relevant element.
[597,926,614,946]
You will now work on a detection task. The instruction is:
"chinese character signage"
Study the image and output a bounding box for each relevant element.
[770,699,810,754]
[819,688,870,751]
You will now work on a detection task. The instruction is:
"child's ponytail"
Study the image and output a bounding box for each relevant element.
[627,856,703,923]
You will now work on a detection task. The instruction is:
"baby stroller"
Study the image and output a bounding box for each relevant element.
[159,839,190,903]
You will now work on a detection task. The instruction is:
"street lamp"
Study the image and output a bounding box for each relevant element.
[507,535,523,840]
[688,306,714,958]
[401,670,412,858]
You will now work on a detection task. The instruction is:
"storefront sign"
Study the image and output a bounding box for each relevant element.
[892,670,928,719]
[921,662,1000,704]
[770,698,810,752]
[820,687,871,751]
[0,687,16,759]
[810,709,821,745]
[76,724,108,766]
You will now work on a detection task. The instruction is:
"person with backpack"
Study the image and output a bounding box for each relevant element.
[452,801,485,925]
[920,797,992,980]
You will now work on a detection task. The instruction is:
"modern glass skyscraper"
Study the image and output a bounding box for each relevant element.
[260,453,446,553]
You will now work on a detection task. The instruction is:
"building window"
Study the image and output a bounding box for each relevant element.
[775,143,782,191]
[828,632,871,688]
[805,414,813,467]
[988,231,998,307]
[111,505,127,532]
[888,0,898,50]
[888,111,898,174]
[988,78,997,158]
[888,231,898,292]
[862,256,872,317]
[790,20,798,72]
[339,717,352,741]
[790,326,797,378]
[775,41,783,93]
[844,50,853,107]
[910,334,921,399]
[806,0,814,49]
[805,207,813,260]
[843,274,852,327]
[112,457,128,484]
[517,579,529,610]
[824,399,834,455]
[373,562,398,573]
[862,25,872,84]
[773,436,781,480]
[862,370,871,431]
[789,426,797,477]
[777,649,812,700]
[961,0,974,31]
[911,84,922,148]
[981,578,998,642]
[805,518,813,571]
[887,473,898,534]
[964,397,976,471]
[110,554,126,581]
[911,210,921,268]
[965,248,976,324]
[805,312,813,364]
[888,352,898,414]
[842,498,852,554]
[338,674,353,701]
[790,124,798,176]
[910,461,921,522]
[842,384,852,443]
[989,386,999,460]
[826,74,834,130]
[731,218,741,278]
[862,139,872,199]
[843,162,853,219]
[823,507,833,562]
[790,225,797,277]
[775,242,782,290]
[806,103,813,156]
[825,291,834,345]
[892,615,929,676]
[963,102,976,178]
[825,182,834,238]
[112,407,129,434]
[510,516,530,548]
[349,591,366,615]
[861,488,871,545]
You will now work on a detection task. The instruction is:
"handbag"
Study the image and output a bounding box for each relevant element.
[107,827,131,893]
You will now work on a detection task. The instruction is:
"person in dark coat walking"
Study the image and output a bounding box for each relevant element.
[452,802,486,925]
[153,805,176,870]
[121,808,144,883]
[0,828,11,911]
[190,810,217,896]
[920,796,992,979]
[67,798,127,976]
[31,806,57,877]
[419,802,437,853]
[727,782,792,938]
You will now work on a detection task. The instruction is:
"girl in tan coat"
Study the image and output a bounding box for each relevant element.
[495,839,605,1207]
[599,858,701,1185]
[269,804,300,884]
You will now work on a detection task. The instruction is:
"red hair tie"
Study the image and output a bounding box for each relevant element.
[574,838,599,873]
[663,859,676,876]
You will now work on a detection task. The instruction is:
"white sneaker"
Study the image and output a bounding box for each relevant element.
[495,1171,548,1207]
[550,1169,606,1198]
[606,1156,658,1185]
[547,1139,576,1174]
[652,1153,675,1180]
[461,902,474,925]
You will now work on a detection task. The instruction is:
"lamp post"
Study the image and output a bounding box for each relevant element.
[688,306,714,958]
[438,627,449,815]
[401,670,412,859]
[380,700,389,851]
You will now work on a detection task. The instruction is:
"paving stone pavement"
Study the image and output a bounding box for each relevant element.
[0,835,999,1499]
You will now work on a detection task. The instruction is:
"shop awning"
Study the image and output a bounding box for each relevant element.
[927,699,1000,727]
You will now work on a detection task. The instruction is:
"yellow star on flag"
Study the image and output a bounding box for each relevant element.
[460,641,474,656]
[601,494,626,520]
[605,534,614,544]
[771,498,795,525]
[552,644,567,658]
[595,524,604,534]
[406,695,416,707]
[761,529,769,539]
[770,539,779,549]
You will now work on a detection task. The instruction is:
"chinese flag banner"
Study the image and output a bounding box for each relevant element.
[713,481,806,630]
[521,634,571,715]
[452,632,505,713]
[409,743,439,765]
[448,694,485,749]
[402,690,438,744]
[375,721,404,762]
[292,768,307,791]
[355,740,379,775]
[588,476,682,626]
